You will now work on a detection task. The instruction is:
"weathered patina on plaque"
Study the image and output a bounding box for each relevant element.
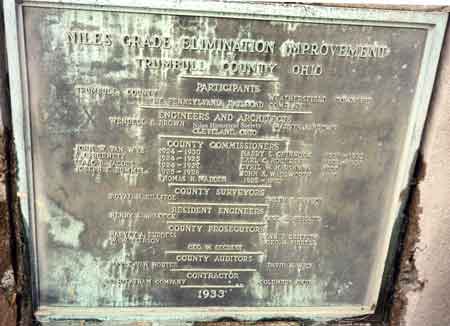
[19,2,439,316]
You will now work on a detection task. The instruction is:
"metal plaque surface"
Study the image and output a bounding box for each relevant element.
[5,0,447,322]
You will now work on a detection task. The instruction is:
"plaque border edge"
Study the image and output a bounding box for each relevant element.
[3,0,448,322]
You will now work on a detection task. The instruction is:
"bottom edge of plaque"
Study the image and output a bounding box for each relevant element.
[35,305,374,322]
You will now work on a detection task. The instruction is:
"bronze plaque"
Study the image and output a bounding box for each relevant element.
[9,0,446,322]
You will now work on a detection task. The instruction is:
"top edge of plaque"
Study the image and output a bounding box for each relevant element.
[18,0,448,24]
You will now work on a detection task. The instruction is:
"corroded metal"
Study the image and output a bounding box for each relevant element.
[4,0,447,323]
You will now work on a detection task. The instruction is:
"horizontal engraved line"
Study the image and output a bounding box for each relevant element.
[165,250,264,255]
[139,105,313,115]
[166,220,266,225]
[171,268,257,272]
[167,183,271,188]
[159,134,288,141]
[179,74,278,82]
[167,202,268,207]
[180,284,245,289]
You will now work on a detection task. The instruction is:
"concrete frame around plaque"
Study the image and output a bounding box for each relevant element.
[3,0,447,323]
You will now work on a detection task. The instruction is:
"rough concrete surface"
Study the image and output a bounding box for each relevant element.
[0,6,17,326]
[0,6,33,326]
[389,155,425,326]
[390,21,450,326]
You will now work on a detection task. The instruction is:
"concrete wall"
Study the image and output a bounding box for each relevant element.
[390,16,450,326]
[0,6,20,325]
[0,6,17,324]
[0,7,33,326]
